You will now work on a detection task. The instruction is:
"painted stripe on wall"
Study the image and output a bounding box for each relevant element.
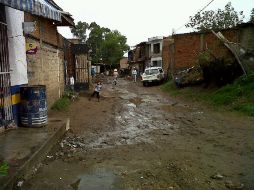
[11,85,21,94]
[0,94,21,107]
[10,85,26,125]
[12,93,20,105]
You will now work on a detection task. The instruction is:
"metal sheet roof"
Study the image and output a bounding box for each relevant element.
[0,0,61,21]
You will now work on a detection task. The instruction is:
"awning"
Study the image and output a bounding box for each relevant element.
[0,0,61,21]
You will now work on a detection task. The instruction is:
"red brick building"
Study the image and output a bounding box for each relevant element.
[167,23,254,74]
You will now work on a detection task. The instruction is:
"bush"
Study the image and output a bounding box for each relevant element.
[0,162,9,176]
[234,103,254,116]
[161,80,180,96]
[211,72,254,115]
[51,97,70,111]
[161,72,254,116]
[211,85,241,105]
[64,90,79,99]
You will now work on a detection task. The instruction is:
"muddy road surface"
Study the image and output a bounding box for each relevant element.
[22,78,254,190]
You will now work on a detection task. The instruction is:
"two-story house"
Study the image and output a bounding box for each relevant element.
[147,36,163,68]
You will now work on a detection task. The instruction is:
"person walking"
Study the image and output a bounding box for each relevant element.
[132,67,137,82]
[113,69,118,85]
[69,76,75,91]
[89,82,102,102]
[113,69,119,79]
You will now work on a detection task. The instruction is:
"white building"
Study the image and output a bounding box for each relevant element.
[147,36,163,68]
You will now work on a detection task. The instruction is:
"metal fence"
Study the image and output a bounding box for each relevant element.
[0,21,13,125]
[75,55,90,91]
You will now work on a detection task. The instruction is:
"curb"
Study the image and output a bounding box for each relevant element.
[2,119,69,190]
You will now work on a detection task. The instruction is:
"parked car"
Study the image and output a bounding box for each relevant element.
[174,66,203,87]
[141,67,165,86]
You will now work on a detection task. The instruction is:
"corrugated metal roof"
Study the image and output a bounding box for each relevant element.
[0,0,61,21]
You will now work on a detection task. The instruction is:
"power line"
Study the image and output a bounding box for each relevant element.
[174,0,215,33]
[199,0,215,13]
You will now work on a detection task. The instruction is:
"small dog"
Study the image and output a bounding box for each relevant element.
[70,93,79,101]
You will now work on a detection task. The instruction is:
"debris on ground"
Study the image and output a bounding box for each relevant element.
[210,173,224,180]
[225,180,245,189]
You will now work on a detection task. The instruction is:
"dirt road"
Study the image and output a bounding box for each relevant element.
[22,77,254,190]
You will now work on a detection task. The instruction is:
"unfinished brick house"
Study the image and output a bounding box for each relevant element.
[169,23,254,74]
[132,42,148,73]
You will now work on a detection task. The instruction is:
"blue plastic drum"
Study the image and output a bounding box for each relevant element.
[20,85,47,127]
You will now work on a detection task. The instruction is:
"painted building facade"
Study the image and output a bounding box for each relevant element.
[0,0,74,131]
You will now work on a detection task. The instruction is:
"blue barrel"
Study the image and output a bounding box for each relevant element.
[20,85,47,127]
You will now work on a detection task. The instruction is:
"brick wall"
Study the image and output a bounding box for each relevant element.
[162,37,174,76]
[172,29,238,71]
[26,37,65,108]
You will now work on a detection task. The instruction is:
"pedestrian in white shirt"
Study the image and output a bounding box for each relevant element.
[70,76,75,91]
[132,67,137,82]
[89,82,102,102]
[113,69,118,85]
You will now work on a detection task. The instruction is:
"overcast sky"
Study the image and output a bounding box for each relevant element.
[56,0,253,47]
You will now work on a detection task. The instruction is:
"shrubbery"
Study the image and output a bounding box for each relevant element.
[161,72,254,116]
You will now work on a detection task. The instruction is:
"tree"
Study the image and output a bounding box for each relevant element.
[71,21,89,43]
[71,21,129,65]
[250,8,254,22]
[186,2,244,31]
[86,22,110,64]
[101,30,129,66]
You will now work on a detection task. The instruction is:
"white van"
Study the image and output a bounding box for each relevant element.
[141,67,164,86]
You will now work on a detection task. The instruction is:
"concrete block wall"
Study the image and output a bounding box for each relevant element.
[26,37,65,108]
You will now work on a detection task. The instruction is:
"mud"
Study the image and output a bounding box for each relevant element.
[21,78,254,190]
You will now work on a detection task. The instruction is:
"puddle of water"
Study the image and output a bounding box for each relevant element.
[118,90,136,100]
[78,168,123,190]
[129,97,143,107]
[80,90,178,149]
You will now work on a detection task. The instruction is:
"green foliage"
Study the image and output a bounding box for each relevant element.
[51,97,70,111]
[64,90,79,100]
[210,72,254,115]
[0,162,9,176]
[161,80,180,96]
[198,51,212,66]
[237,70,254,86]
[71,21,89,43]
[234,104,254,116]
[186,2,244,31]
[211,85,240,105]
[250,8,254,22]
[161,73,254,116]
[71,21,129,65]
[87,22,111,64]
[101,30,129,66]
